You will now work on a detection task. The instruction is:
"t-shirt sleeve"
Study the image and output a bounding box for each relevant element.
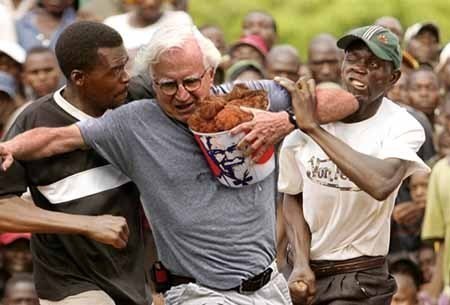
[77,106,134,177]
[378,111,429,177]
[421,161,445,240]
[212,80,291,112]
[277,131,305,194]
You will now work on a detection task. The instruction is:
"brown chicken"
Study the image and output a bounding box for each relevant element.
[188,84,268,133]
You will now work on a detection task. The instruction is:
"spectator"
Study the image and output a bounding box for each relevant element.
[1,273,39,305]
[22,46,61,100]
[0,3,16,42]
[199,24,227,55]
[0,71,20,136]
[266,44,301,82]
[241,10,277,50]
[422,155,450,302]
[229,34,268,67]
[436,43,450,100]
[390,258,422,305]
[436,95,450,134]
[104,0,192,56]
[405,22,440,67]
[225,60,265,82]
[0,233,32,276]
[307,33,341,85]
[436,131,450,159]
[419,242,437,287]
[16,0,77,51]
[388,73,409,105]
[0,40,26,98]
[374,16,420,73]
[76,0,125,21]
[390,171,431,254]
[408,68,441,125]
[0,0,36,20]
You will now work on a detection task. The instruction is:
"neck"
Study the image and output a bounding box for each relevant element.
[62,85,103,118]
[342,96,384,123]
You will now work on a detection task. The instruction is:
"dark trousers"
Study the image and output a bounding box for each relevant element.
[311,262,396,305]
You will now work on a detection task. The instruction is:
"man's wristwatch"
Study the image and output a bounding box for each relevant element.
[286,109,298,129]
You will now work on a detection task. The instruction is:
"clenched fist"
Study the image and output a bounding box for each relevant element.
[84,215,130,249]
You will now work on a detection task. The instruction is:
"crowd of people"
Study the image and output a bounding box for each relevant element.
[0,0,449,305]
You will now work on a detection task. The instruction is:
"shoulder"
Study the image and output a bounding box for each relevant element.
[381,98,423,130]
[433,157,450,172]
[111,99,158,118]
[14,95,58,124]
[281,130,307,150]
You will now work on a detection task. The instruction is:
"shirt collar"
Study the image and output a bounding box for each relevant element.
[53,87,93,121]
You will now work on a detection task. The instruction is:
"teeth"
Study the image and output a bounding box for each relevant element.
[350,79,366,89]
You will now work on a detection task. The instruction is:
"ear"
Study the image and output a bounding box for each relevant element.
[70,69,85,87]
[387,69,401,89]
[209,68,216,81]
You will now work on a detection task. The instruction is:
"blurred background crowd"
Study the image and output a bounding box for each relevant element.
[0,1,450,305]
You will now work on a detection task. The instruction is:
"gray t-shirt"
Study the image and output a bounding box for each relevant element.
[78,80,290,289]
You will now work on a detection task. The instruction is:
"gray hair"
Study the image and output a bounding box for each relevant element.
[133,21,222,77]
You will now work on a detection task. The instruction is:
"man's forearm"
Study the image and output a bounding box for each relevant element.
[283,193,311,268]
[4,125,85,161]
[305,125,407,201]
[0,195,90,234]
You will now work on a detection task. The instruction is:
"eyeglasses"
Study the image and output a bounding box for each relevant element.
[153,68,210,96]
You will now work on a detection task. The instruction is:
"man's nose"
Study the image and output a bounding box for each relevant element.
[175,83,190,101]
[351,63,367,74]
[121,69,130,84]
[321,63,332,75]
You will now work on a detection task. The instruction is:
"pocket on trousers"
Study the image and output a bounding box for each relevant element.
[355,268,396,298]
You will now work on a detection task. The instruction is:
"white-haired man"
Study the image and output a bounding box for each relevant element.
[0,22,300,304]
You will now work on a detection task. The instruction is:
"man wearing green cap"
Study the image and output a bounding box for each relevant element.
[277,25,429,304]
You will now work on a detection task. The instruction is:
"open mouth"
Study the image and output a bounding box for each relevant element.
[175,102,195,113]
[349,78,368,91]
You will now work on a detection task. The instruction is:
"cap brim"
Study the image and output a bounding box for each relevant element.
[337,35,393,63]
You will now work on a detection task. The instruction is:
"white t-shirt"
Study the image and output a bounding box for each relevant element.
[104,10,192,51]
[278,98,429,260]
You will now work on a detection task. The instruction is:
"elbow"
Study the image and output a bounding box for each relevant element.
[370,189,392,201]
[366,178,399,201]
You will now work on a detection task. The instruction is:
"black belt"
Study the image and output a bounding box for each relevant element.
[310,256,386,278]
[168,267,273,294]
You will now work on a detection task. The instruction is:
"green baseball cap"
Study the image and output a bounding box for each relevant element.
[337,25,402,70]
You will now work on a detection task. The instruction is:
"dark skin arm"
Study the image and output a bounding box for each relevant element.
[0,195,129,248]
[276,77,409,201]
[283,193,315,305]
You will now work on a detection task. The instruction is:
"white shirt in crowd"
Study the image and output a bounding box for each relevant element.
[278,97,429,261]
[104,10,192,52]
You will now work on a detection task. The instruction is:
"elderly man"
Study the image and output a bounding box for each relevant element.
[278,25,429,304]
[0,22,300,304]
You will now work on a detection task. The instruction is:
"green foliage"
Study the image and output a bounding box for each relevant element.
[190,0,450,60]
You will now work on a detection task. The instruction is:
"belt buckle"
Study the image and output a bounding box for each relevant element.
[238,267,273,294]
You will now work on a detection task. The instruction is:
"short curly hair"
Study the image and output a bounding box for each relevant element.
[55,21,123,79]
